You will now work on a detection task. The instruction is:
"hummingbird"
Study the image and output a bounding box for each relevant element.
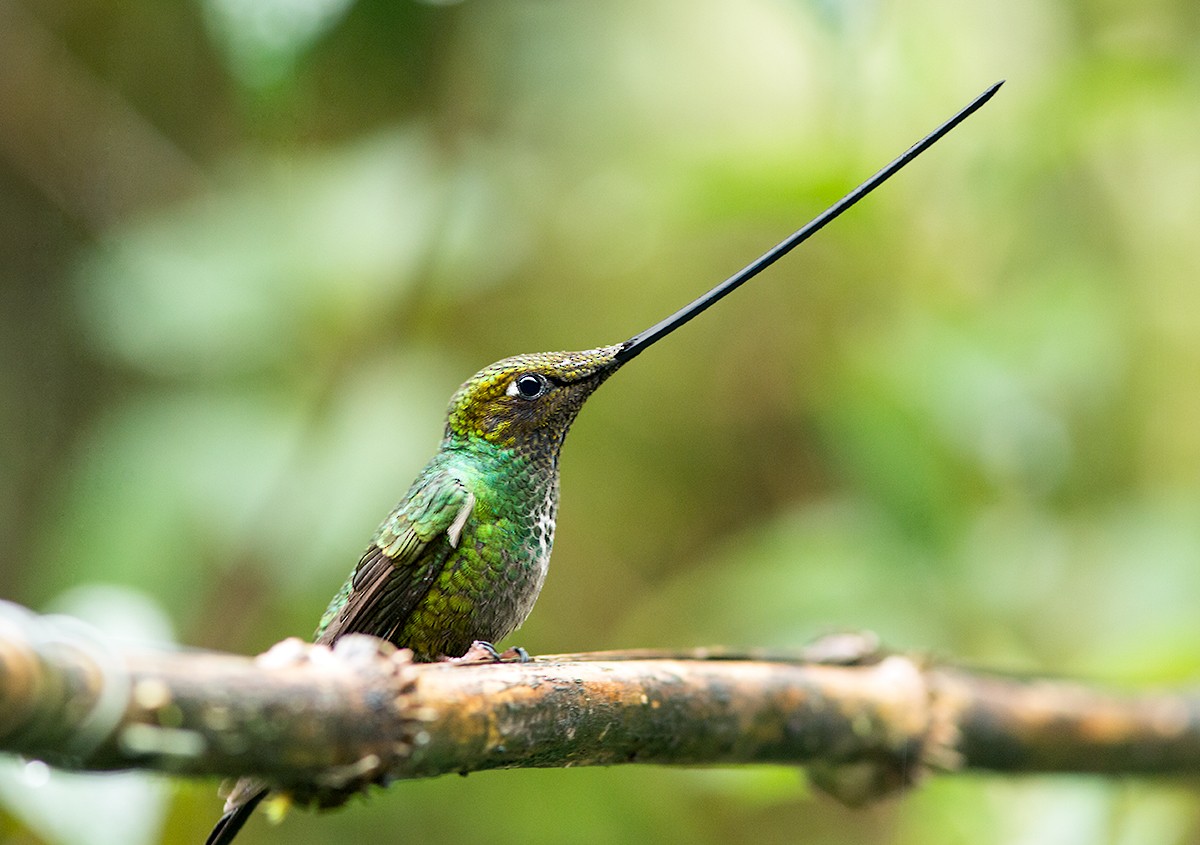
[205,81,1001,845]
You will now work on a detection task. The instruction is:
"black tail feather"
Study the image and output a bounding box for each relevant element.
[205,789,269,845]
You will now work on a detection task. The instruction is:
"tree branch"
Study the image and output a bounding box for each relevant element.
[1,600,1198,809]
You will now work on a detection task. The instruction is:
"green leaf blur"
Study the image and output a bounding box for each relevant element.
[1,0,1198,843]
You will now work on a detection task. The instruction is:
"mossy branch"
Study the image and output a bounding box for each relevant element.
[1,600,1198,810]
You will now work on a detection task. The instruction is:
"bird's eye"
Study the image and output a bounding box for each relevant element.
[511,373,548,400]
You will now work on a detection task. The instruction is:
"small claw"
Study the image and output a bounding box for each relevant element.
[444,641,532,664]
[446,640,501,664]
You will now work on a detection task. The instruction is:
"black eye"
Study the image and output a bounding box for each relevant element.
[514,373,547,400]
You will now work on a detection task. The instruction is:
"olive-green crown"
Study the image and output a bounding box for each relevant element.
[444,346,622,451]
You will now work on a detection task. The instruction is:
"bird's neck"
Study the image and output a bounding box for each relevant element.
[442,432,560,502]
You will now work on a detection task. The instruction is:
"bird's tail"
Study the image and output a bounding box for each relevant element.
[205,787,268,845]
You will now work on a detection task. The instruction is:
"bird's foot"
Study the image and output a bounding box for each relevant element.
[452,640,501,663]
[498,645,531,663]
[445,641,531,664]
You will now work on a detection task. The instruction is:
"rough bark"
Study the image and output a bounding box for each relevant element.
[1,601,1198,809]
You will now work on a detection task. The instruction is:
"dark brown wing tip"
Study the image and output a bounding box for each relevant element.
[204,790,268,845]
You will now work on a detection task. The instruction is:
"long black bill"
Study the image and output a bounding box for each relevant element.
[614,80,1004,365]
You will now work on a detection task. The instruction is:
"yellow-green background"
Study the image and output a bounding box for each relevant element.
[2,0,1199,843]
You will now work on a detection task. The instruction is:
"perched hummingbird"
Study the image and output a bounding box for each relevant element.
[206,81,1001,845]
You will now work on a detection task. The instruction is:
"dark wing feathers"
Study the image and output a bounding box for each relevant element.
[315,470,474,647]
[211,474,477,843]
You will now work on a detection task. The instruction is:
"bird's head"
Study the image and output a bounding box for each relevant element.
[444,346,623,452]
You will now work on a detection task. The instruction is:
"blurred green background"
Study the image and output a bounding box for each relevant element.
[2,0,1200,843]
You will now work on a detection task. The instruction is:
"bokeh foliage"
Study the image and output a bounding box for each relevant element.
[2,0,1199,843]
